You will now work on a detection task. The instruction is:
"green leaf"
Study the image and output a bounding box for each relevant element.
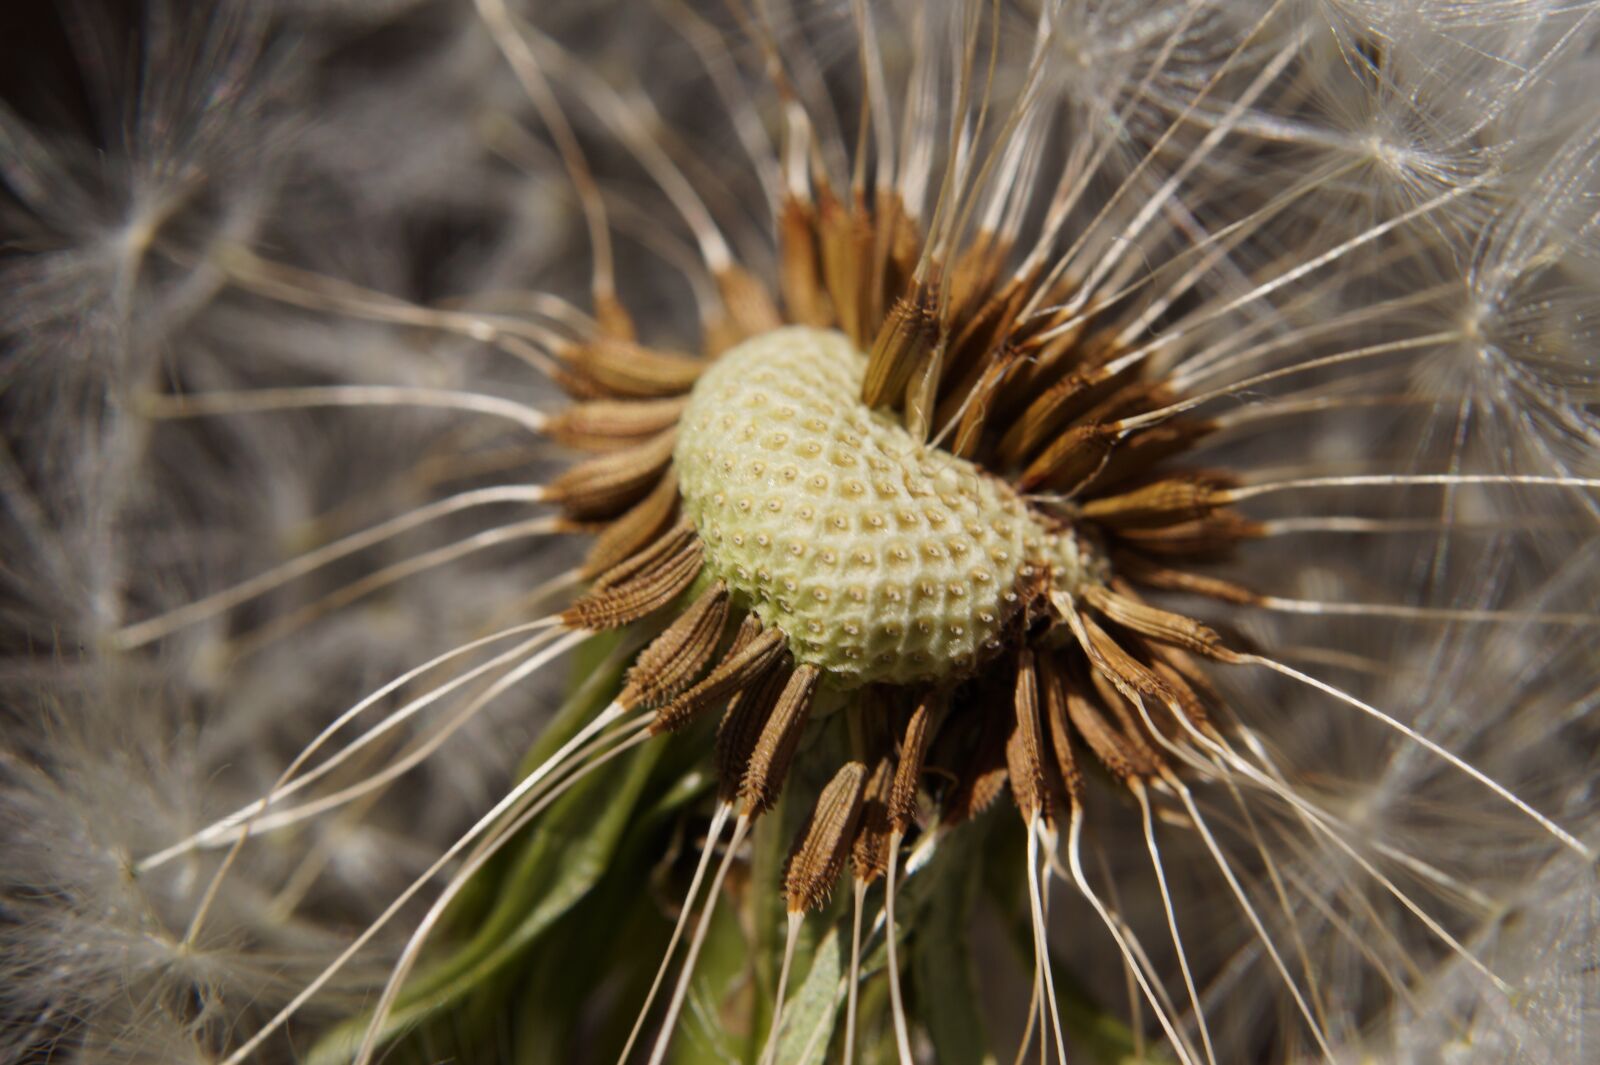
[308,632,655,1064]
[984,823,1169,1065]
[775,923,847,1065]
[912,827,996,1065]
[668,894,750,1065]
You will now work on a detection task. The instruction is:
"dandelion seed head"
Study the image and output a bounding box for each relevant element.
[5,0,1600,1061]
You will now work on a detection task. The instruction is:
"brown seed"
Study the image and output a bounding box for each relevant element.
[778,195,832,328]
[564,522,703,628]
[1083,583,1227,657]
[1075,611,1178,706]
[850,756,895,883]
[592,290,636,342]
[1063,676,1150,783]
[1035,654,1084,808]
[1076,474,1229,528]
[859,194,904,336]
[1086,668,1169,777]
[1146,655,1215,735]
[818,189,874,347]
[1144,639,1227,712]
[1090,420,1215,490]
[953,263,1030,350]
[863,287,940,410]
[881,192,922,292]
[1108,553,1261,605]
[900,327,947,444]
[544,396,688,453]
[995,364,1128,467]
[546,427,678,520]
[721,612,764,659]
[1017,423,1117,494]
[944,344,1026,461]
[785,761,868,913]
[1079,378,1174,428]
[940,280,1032,412]
[941,695,1011,826]
[590,518,696,592]
[944,230,1010,328]
[741,664,822,815]
[1004,650,1049,823]
[620,582,731,709]
[715,640,792,803]
[563,337,703,398]
[889,694,938,835]
[1111,511,1266,557]
[1119,629,1227,735]
[580,474,681,580]
[652,627,788,734]
[713,264,783,350]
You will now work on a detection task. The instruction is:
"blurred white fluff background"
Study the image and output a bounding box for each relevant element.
[1,1,1597,1063]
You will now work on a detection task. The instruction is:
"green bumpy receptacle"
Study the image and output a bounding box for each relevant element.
[676,327,1082,687]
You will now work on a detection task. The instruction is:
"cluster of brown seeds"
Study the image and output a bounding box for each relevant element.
[532,151,1278,918]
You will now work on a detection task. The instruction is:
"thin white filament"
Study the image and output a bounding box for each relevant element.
[227,515,564,658]
[1254,596,1596,627]
[758,911,806,1065]
[1168,280,1455,386]
[1061,809,1198,1065]
[474,0,618,308]
[353,719,654,1065]
[1076,36,1305,306]
[850,0,896,197]
[1275,849,1425,1010]
[178,622,566,943]
[1235,727,1496,912]
[1133,783,1217,1065]
[1213,772,1333,1035]
[1138,693,1510,1003]
[1010,934,1042,1065]
[1236,654,1593,859]
[645,813,752,1065]
[1087,179,1486,367]
[112,479,550,646]
[1127,687,1464,1040]
[1017,0,1240,308]
[885,830,915,1065]
[1108,161,1372,353]
[141,618,564,871]
[616,802,732,1065]
[1025,819,1069,1064]
[1226,473,1600,503]
[1120,332,1461,433]
[138,385,549,435]
[1167,778,1337,1062]
[660,0,782,208]
[1190,728,1513,993]
[526,27,735,273]
[112,483,549,648]
[1256,516,1554,538]
[218,696,631,1064]
[186,628,592,845]
[844,877,868,1065]
[215,245,566,361]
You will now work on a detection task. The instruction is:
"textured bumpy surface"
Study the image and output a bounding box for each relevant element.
[677,327,1079,686]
